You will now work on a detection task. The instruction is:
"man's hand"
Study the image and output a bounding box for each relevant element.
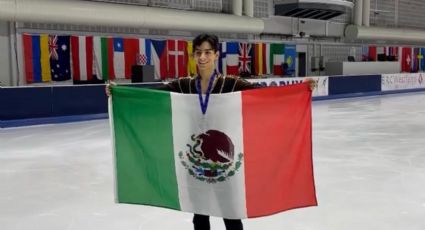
[303,78,317,91]
[105,81,117,97]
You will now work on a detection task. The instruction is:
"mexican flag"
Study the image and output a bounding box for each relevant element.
[109,83,317,219]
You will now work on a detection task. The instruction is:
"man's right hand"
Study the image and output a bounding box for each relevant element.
[105,81,116,97]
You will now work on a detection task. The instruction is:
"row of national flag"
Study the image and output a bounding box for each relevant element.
[363,46,425,73]
[22,33,297,84]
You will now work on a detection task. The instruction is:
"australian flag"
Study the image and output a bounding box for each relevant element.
[49,35,71,81]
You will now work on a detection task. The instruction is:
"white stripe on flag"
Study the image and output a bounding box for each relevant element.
[274,54,285,66]
[93,36,102,79]
[114,47,125,79]
[151,43,161,80]
[78,36,87,81]
[170,92,248,219]
[227,54,239,67]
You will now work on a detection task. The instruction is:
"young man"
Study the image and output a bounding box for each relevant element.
[106,33,315,230]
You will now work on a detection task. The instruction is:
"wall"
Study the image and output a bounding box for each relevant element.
[3,73,425,128]
[0,21,12,86]
[4,0,425,87]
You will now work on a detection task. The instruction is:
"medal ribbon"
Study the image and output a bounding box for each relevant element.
[196,73,216,115]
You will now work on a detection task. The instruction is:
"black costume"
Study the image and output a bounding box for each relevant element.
[157,74,258,94]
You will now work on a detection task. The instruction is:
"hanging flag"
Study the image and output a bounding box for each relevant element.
[93,37,115,81]
[226,42,239,76]
[377,46,386,61]
[123,38,140,79]
[412,48,420,73]
[151,39,168,80]
[361,46,369,61]
[167,40,188,78]
[22,34,51,83]
[187,41,197,77]
[113,38,126,79]
[49,35,71,81]
[269,43,285,76]
[265,43,271,74]
[284,45,296,77]
[216,42,227,75]
[252,43,267,76]
[401,47,412,72]
[385,46,399,61]
[238,43,252,74]
[368,46,377,61]
[110,83,317,219]
[420,48,425,71]
[71,36,96,81]
[137,38,152,66]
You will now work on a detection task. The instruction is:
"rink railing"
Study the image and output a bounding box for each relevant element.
[1,73,425,128]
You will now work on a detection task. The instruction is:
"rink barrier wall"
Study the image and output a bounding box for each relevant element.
[1,74,425,128]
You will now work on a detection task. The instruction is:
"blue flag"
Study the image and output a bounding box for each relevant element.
[284,45,296,77]
[49,35,71,81]
[420,48,425,71]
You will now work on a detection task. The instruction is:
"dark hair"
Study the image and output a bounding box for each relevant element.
[192,33,219,52]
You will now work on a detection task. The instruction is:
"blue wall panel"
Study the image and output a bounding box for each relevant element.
[0,83,163,122]
[0,87,52,120]
[51,85,107,116]
[329,75,381,95]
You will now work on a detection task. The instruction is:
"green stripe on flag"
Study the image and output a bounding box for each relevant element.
[112,86,180,210]
[101,37,109,80]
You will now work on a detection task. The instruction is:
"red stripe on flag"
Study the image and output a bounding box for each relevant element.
[273,65,283,76]
[369,46,377,61]
[262,43,267,75]
[22,34,34,83]
[178,40,188,78]
[107,38,115,80]
[254,44,260,76]
[242,83,317,217]
[227,66,239,76]
[86,36,94,81]
[124,38,139,79]
[70,36,81,81]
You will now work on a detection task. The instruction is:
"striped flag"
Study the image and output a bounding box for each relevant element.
[22,34,51,83]
[269,43,285,76]
[110,83,317,219]
[137,38,151,66]
[187,41,197,77]
[252,43,267,76]
[123,38,140,79]
[71,36,96,81]
[93,37,115,80]
[151,39,168,80]
[226,42,239,76]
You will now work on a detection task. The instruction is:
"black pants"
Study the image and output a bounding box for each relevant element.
[193,214,243,230]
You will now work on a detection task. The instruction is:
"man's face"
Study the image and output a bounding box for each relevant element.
[194,41,219,71]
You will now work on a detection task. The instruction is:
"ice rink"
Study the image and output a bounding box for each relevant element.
[1,92,425,230]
